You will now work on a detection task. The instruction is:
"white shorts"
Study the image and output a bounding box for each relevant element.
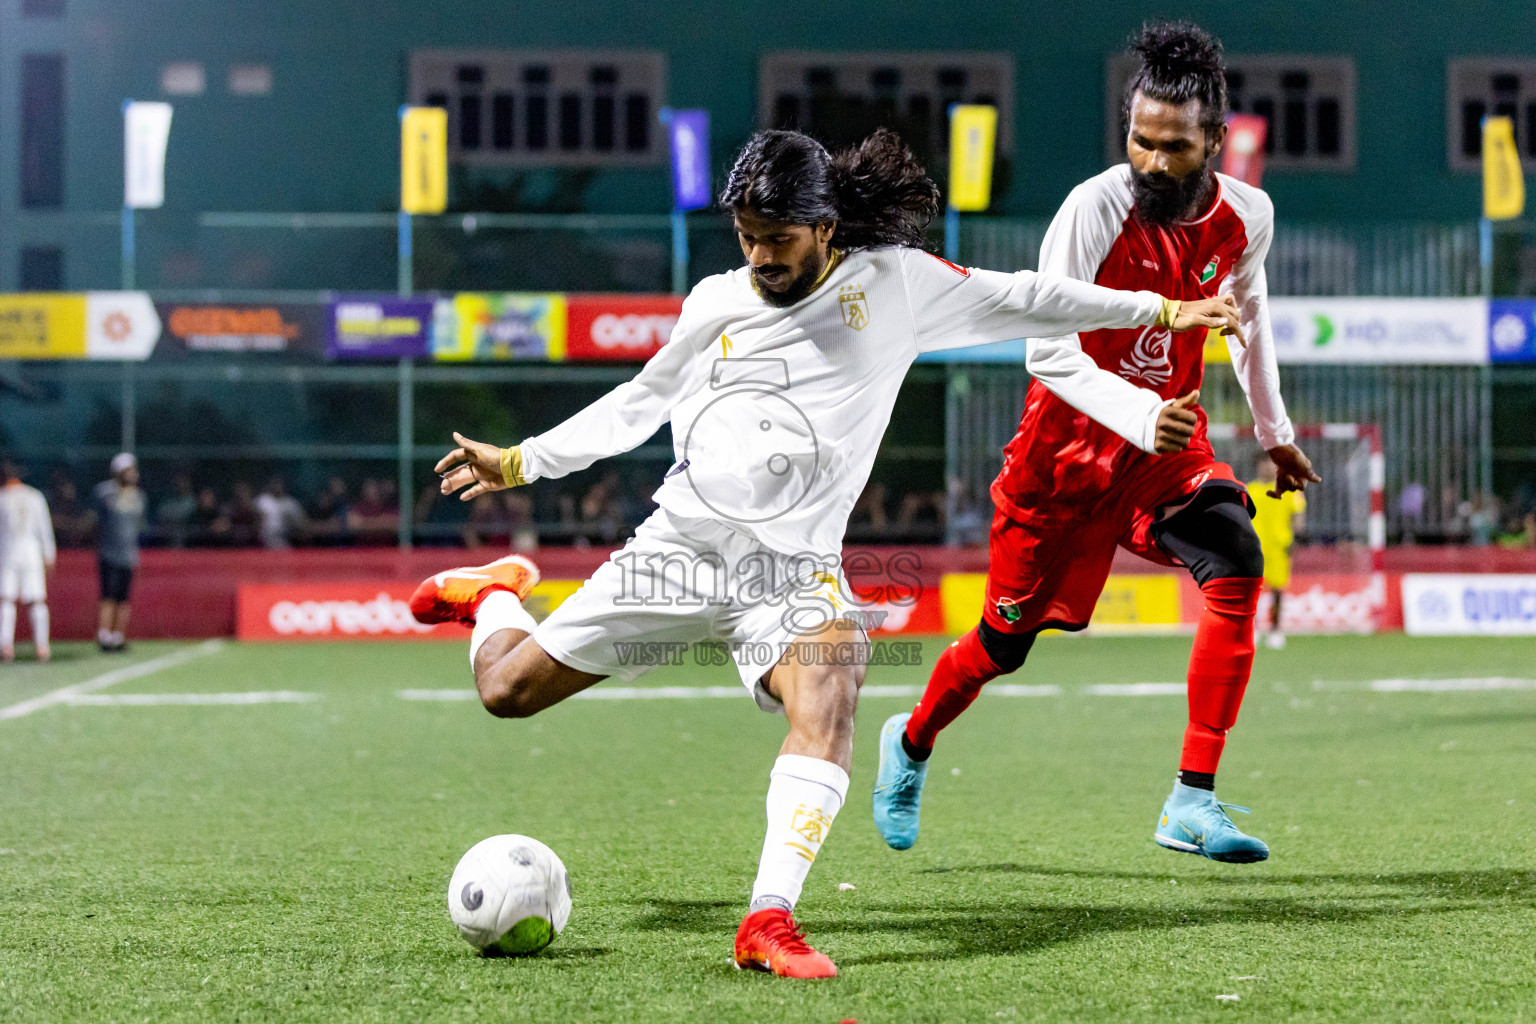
[532,508,862,714]
[0,562,46,604]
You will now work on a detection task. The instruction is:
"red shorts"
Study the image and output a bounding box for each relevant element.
[983,448,1246,634]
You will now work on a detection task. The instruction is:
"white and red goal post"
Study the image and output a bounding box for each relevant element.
[1207,422,1386,634]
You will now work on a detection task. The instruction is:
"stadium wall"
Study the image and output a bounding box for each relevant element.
[23,546,1536,643]
[4,1,1536,288]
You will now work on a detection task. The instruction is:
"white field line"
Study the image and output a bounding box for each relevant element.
[1084,682,1187,696]
[1366,677,1536,692]
[0,640,225,721]
[65,691,318,706]
[401,682,1060,702]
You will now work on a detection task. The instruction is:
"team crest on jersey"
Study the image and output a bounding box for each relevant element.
[995,597,1022,623]
[1120,325,1174,386]
[1200,255,1220,284]
[839,285,870,331]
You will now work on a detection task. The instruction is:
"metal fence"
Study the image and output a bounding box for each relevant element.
[944,362,1493,545]
[15,210,1526,297]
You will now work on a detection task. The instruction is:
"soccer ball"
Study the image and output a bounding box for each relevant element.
[448,834,571,955]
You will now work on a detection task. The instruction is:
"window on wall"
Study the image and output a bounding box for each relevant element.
[19,54,66,209]
[19,247,64,291]
[758,52,1014,168]
[1105,54,1356,170]
[1447,59,1536,172]
[408,50,665,167]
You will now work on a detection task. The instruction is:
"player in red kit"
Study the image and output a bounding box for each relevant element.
[872,22,1320,861]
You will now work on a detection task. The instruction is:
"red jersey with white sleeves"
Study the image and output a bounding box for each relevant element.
[991,165,1294,521]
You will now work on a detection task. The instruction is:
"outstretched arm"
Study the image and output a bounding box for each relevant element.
[438,302,706,501]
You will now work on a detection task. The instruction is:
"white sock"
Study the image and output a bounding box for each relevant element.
[30,604,49,651]
[0,602,14,648]
[749,755,850,913]
[109,631,124,646]
[98,627,113,645]
[469,590,537,670]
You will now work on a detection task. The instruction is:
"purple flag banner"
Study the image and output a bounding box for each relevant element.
[668,109,711,212]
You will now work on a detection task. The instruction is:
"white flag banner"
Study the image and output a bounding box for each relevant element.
[124,101,173,209]
[85,292,161,360]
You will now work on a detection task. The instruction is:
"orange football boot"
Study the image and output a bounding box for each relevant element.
[408,554,541,625]
[733,908,837,979]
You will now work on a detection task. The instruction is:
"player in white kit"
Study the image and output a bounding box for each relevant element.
[410,129,1242,977]
[0,459,57,662]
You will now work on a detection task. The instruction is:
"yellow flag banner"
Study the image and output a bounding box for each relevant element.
[948,105,997,212]
[400,106,448,215]
[1483,116,1525,221]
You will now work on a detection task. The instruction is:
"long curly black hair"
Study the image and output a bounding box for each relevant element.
[719,128,941,251]
[1123,21,1228,139]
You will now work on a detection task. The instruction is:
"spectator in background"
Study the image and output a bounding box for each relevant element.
[1467,493,1498,547]
[849,482,891,537]
[308,477,350,544]
[506,490,538,552]
[349,478,400,545]
[191,486,228,546]
[579,470,628,545]
[896,490,946,540]
[1398,482,1426,545]
[157,472,197,548]
[95,453,145,653]
[463,492,510,550]
[224,481,260,547]
[256,476,306,549]
[49,470,97,548]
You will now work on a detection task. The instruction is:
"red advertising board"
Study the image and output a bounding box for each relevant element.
[237,583,471,641]
[565,294,683,361]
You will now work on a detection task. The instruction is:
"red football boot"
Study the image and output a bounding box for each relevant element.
[408,554,541,626]
[733,908,837,979]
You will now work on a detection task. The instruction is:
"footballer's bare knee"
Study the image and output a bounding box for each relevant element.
[475,639,602,719]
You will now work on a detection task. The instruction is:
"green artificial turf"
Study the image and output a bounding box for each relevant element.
[2,634,1535,1022]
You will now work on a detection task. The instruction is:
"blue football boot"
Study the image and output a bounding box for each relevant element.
[1154,780,1270,863]
[872,713,929,850]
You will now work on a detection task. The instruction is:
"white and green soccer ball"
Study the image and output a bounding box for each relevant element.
[448,835,571,955]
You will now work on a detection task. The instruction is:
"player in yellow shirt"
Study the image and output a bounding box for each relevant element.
[1247,453,1306,649]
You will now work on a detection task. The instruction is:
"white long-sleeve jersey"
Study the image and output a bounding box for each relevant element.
[513,246,1171,556]
[0,482,56,570]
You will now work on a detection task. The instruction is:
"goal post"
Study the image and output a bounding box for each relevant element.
[1206,422,1386,633]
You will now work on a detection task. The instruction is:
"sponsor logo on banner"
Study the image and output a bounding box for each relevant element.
[1257,574,1383,634]
[237,580,582,640]
[1403,574,1536,636]
[0,294,87,359]
[329,298,443,359]
[1268,298,1489,364]
[565,294,682,361]
[1489,299,1536,363]
[156,302,326,357]
[86,292,160,359]
[440,293,567,361]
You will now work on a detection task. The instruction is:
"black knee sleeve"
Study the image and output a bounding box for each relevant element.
[977,619,1037,674]
[1153,490,1265,586]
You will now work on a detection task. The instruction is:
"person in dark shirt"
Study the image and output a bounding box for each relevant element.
[95,453,146,652]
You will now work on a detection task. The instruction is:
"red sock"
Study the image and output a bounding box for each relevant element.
[1180,576,1262,775]
[905,628,1003,751]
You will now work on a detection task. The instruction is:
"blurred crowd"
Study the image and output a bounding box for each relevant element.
[1397,483,1536,548]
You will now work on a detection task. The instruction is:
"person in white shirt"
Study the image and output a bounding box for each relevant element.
[409,128,1242,978]
[0,459,57,662]
[255,476,307,550]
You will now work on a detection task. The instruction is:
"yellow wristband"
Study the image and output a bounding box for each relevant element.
[1156,297,1182,329]
[499,446,526,488]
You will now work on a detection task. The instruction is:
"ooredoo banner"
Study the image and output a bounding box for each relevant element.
[1403,574,1536,636]
[565,294,683,361]
[237,583,459,641]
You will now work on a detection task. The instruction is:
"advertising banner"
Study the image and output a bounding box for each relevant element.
[237,579,583,641]
[939,572,1182,635]
[1221,113,1268,188]
[438,293,567,361]
[86,292,161,359]
[0,294,87,359]
[1488,299,1536,363]
[1403,574,1536,636]
[1268,297,1488,364]
[565,294,682,361]
[329,298,442,359]
[154,302,327,358]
